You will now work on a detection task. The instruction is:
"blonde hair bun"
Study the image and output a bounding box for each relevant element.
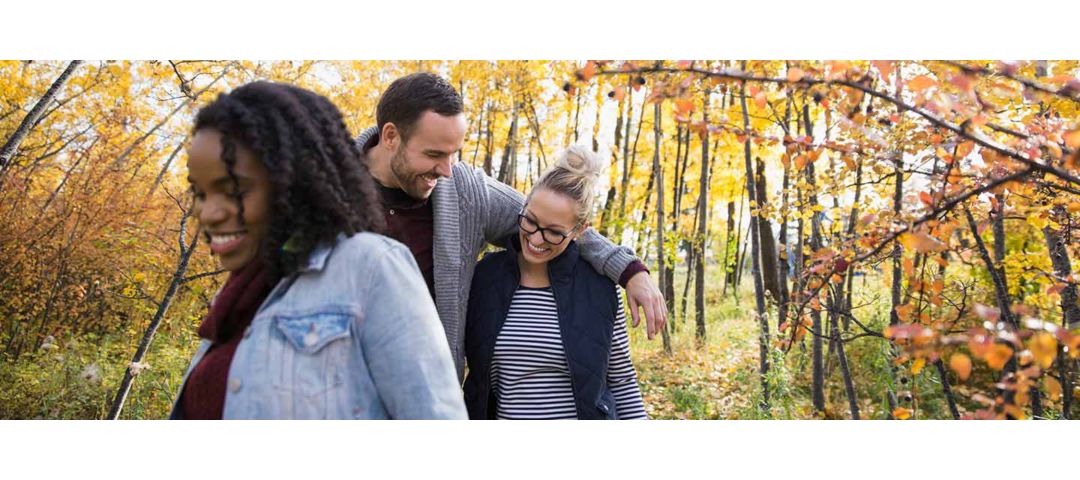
[529,145,607,225]
[556,145,604,188]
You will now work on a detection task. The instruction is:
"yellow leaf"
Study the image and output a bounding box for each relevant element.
[1028,332,1058,369]
[950,353,972,381]
[912,357,926,375]
[1027,214,1049,230]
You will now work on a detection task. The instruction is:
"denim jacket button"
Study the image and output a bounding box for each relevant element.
[229,378,242,392]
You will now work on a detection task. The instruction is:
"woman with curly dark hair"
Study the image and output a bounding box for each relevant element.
[170,81,465,419]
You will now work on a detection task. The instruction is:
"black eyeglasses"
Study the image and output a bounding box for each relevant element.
[517,212,580,246]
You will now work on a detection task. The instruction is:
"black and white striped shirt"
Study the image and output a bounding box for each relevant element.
[490,286,648,420]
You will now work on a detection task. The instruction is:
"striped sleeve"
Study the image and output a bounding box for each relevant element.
[607,291,648,419]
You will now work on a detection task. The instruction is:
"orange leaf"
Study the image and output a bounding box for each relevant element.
[614,86,626,102]
[956,141,974,159]
[1064,129,1080,149]
[950,353,972,381]
[892,407,912,420]
[675,99,695,115]
[794,154,809,170]
[787,67,805,83]
[753,90,768,109]
[985,344,1013,370]
[1045,376,1063,401]
[872,60,894,80]
[899,232,947,253]
[580,61,597,81]
[1029,332,1058,369]
[919,191,934,207]
[895,304,914,322]
[908,75,937,92]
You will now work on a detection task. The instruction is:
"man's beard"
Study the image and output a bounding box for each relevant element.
[390,148,436,200]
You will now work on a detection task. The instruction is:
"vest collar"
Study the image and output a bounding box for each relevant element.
[501,233,580,285]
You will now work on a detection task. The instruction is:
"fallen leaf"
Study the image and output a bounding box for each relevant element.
[893,407,912,420]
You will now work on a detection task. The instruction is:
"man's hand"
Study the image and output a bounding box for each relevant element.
[624,271,667,340]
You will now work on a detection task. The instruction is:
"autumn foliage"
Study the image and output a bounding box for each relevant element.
[1,60,1077,419]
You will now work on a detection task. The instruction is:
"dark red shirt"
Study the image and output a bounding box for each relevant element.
[378,184,437,300]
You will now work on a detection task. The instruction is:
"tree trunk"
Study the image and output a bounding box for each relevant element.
[740,66,770,411]
[804,104,825,415]
[618,78,637,231]
[1043,207,1077,419]
[623,99,647,246]
[694,89,711,345]
[723,200,736,295]
[831,312,859,419]
[652,100,671,355]
[498,102,519,185]
[483,104,495,176]
[107,209,201,419]
[777,165,791,329]
[964,206,1020,414]
[935,359,962,419]
[755,157,781,304]
[0,60,84,186]
[145,139,187,200]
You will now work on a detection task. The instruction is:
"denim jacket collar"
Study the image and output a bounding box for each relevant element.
[299,233,347,273]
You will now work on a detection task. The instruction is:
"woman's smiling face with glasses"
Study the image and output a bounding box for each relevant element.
[517,188,586,266]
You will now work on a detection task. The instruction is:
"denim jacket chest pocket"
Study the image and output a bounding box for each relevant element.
[270,306,361,417]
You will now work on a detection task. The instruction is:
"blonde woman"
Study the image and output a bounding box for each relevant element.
[463,146,648,420]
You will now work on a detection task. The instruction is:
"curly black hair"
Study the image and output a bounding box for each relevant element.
[193,81,384,278]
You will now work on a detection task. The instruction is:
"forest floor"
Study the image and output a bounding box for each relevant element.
[629,267,983,420]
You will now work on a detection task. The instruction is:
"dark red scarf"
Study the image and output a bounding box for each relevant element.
[180,260,276,419]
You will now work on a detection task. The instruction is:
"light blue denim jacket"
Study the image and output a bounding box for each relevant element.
[169,232,467,419]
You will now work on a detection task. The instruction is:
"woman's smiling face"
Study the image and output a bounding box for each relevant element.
[186,129,273,272]
[518,187,583,266]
